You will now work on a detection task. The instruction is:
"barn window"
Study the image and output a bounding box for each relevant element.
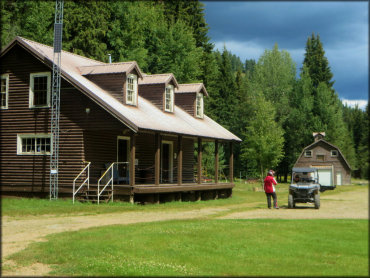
[304,150,312,157]
[29,72,51,108]
[1,74,9,109]
[331,150,338,157]
[316,154,325,161]
[126,74,137,105]
[17,134,52,155]
[165,85,174,112]
[196,92,204,118]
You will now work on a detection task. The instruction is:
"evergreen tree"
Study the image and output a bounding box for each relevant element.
[63,0,111,61]
[157,0,213,52]
[356,105,369,179]
[107,1,157,67]
[212,47,238,131]
[303,33,334,90]
[245,59,256,80]
[202,51,220,120]
[302,33,357,171]
[343,104,369,177]
[313,83,356,168]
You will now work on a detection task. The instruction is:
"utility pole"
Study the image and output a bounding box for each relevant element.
[50,0,64,200]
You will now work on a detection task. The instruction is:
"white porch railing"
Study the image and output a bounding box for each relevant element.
[73,162,91,204]
[97,162,129,204]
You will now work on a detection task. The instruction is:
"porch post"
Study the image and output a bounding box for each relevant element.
[215,140,219,184]
[229,141,234,183]
[130,132,136,187]
[197,137,202,184]
[177,135,183,185]
[155,133,160,185]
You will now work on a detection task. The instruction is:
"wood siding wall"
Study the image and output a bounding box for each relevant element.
[0,44,129,194]
[294,141,351,185]
[85,73,125,103]
[138,83,164,111]
[175,93,195,116]
[0,45,197,195]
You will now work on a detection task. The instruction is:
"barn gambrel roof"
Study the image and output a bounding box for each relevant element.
[295,139,351,170]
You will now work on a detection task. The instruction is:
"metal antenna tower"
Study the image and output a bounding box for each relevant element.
[50,0,64,200]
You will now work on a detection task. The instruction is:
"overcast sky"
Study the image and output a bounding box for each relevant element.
[203,1,368,109]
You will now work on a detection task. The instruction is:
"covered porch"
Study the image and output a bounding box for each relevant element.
[110,132,235,203]
[74,131,236,204]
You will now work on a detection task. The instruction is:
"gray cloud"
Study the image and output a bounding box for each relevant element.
[204,1,368,101]
[205,2,367,49]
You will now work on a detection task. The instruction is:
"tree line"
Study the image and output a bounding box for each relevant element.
[1,0,368,180]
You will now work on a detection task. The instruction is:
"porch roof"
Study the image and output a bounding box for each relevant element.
[1,37,241,142]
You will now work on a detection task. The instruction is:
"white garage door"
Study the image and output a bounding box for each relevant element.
[318,169,332,186]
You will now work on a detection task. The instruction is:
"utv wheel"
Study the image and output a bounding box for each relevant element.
[288,194,294,209]
[314,194,320,209]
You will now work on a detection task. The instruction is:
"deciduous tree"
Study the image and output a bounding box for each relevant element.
[241,93,284,182]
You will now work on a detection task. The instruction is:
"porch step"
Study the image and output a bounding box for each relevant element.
[75,185,113,203]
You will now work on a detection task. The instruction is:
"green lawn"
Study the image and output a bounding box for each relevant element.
[9,219,368,276]
[0,181,269,217]
[1,181,367,217]
[2,181,368,276]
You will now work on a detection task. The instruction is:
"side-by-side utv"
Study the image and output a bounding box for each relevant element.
[288,167,336,209]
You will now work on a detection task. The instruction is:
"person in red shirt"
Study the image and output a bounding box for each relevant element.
[264,169,279,209]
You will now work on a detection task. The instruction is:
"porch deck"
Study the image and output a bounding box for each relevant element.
[116,182,234,194]
[111,182,234,203]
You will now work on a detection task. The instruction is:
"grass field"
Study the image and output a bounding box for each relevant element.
[2,180,368,276]
[8,219,368,276]
[2,180,366,217]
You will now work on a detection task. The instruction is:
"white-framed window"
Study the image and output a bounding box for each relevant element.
[126,74,137,105]
[331,150,338,157]
[29,72,51,108]
[17,134,52,155]
[304,150,312,157]
[196,92,204,118]
[164,85,174,112]
[1,74,9,109]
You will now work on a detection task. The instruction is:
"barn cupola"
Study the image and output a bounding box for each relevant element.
[138,73,179,113]
[79,61,143,106]
[175,83,208,119]
[313,132,326,142]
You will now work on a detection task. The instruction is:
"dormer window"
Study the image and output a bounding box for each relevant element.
[126,74,137,105]
[165,85,174,112]
[196,92,204,118]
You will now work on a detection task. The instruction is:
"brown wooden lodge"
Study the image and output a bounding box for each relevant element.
[0,37,241,203]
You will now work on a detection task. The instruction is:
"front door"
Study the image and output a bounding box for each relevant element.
[161,141,173,183]
[117,136,129,180]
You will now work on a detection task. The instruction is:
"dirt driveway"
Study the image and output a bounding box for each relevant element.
[1,186,368,276]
